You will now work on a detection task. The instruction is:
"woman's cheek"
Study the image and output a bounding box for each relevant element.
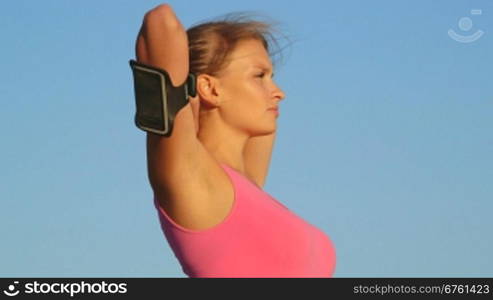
[252,80,269,94]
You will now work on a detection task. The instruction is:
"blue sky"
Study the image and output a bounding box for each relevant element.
[1,0,492,277]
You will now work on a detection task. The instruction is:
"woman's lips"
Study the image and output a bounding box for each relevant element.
[268,108,279,116]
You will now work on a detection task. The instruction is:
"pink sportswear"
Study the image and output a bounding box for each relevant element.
[153,163,336,277]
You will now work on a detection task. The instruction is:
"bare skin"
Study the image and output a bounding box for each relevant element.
[195,38,285,184]
[135,4,285,230]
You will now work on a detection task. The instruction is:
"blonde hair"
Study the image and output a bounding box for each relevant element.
[186,12,289,76]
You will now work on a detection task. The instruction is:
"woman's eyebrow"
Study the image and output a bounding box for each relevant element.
[253,64,273,71]
[251,63,274,75]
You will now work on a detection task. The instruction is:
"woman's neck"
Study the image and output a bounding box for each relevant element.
[198,116,249,175]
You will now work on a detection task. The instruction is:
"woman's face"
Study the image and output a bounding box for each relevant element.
[215,39,285,136]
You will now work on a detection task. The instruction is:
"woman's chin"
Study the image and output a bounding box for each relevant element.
[252,125,276,137]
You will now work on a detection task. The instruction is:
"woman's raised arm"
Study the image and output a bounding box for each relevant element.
[135,4,210,200]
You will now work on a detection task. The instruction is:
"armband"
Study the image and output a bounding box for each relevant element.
[129,59,197,137]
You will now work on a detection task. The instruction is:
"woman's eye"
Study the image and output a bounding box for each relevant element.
[255,73,265,78]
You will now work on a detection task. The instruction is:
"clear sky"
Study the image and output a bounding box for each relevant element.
[1,0,492,277]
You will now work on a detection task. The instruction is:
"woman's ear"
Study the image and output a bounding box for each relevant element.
[196,74,220,108]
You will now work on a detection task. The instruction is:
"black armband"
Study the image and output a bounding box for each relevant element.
[129,59,197,137]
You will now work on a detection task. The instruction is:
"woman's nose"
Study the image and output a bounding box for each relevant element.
[273,84,285,102]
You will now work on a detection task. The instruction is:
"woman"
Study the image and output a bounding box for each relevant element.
[134,3,336,277]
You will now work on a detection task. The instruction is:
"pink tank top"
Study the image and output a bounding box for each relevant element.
[153,163,337,277]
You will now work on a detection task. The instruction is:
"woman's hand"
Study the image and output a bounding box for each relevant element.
[189,95,200,135]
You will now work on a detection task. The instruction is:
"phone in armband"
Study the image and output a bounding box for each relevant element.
[129,59,197,137]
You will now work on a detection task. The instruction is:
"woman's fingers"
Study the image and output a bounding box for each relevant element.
[189,96,200,135]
